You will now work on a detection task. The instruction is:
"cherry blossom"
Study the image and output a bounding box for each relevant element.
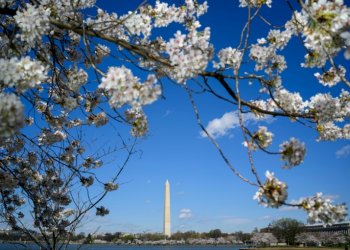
[104,182,119,192]
[0,57,47,90]
[14,3,51,45]
[300,193,348,225]
[0,93,24,138]
[274,88,305,114]
[280,138,306,168]
[99,66,161,109]
[215,47,243,69]
[314,66,346,87]
[166,27,212,83]
[96,206,109,216]
[239,0,272,8]
[254,171,288,208]
[244,126,273,150]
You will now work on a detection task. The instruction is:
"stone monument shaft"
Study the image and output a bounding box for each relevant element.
[164,180,171,237]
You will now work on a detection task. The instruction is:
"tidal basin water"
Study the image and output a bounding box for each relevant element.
[0,244,242,250]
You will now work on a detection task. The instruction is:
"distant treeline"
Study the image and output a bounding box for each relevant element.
[1,218,349,246]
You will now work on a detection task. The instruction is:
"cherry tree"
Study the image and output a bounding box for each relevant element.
[296,231,348,245]
[0,0,349,248]
[295,232,321,246]
[318,231,348,245]
[251,232,278,246]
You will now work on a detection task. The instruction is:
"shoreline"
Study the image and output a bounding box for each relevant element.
[0,242,346,249]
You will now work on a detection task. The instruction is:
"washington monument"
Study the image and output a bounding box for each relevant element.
[164,180,171,238]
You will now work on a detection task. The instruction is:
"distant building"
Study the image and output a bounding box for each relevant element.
[260,224,272,233]
[260,221,350,236]
[303,222,350,235]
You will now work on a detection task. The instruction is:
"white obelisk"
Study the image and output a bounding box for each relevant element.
[164,180,171,238]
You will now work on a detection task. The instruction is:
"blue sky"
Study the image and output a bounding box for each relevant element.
[73,0,350,234]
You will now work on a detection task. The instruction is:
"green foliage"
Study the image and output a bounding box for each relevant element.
[170,230,204,240]
[121,234,135,242]
[84,233,94,244]
[207,229,222,239]
[138,233,164,241]
[234,231,252,243]
[271,218,304,245]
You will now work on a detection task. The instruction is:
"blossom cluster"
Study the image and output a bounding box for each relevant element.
[61,209,75,217]
[254,171,288,208]
[38,130,67,145]
[274,88,305,114]
[41,0,95,21]
[125,107,149,137]
[99,66,161,108]
[120,12,152,39]
[267,29,292,50]
[322,101,350,140]
[96,206,109,216]
[29,169,73,231]
[166,27,212,83]
[85,0,208,43]
[0,93,24,138]
[308,93,342,123]
[104,182,118,192]
[249,88,350,141]
[59,140,84,165]
[80,176,94,187]
[82,156,103,169]
[301,0,350,59]
[279,138,306,168]
[66,68,88,92]
[250,44,287,74]
[317,122,350,141]
[341,31,350,59]
[214,47,242,70]
[0,171,19,190]
[80,0,212,85]
[0,0,15,8]
[244,126,273,150]
[298,0,350,65]
[0,57,47,91]
[300,193,348,225]
[86,9,127,40]
[0,138,24,155]
[150,0,208,27]
[314,66,346,87]
[87,112,109,127]
[239,0,272,8]
[14,4,51,46]
[94,44,111,63]
[151,1,179,27]
[2,162,77,232]
[99,66,160,136]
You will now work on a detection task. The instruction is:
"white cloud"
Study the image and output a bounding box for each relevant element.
[323,194,340,201]
[200,111,269,138]
[179,208,192,220]
[336,145,350,159]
